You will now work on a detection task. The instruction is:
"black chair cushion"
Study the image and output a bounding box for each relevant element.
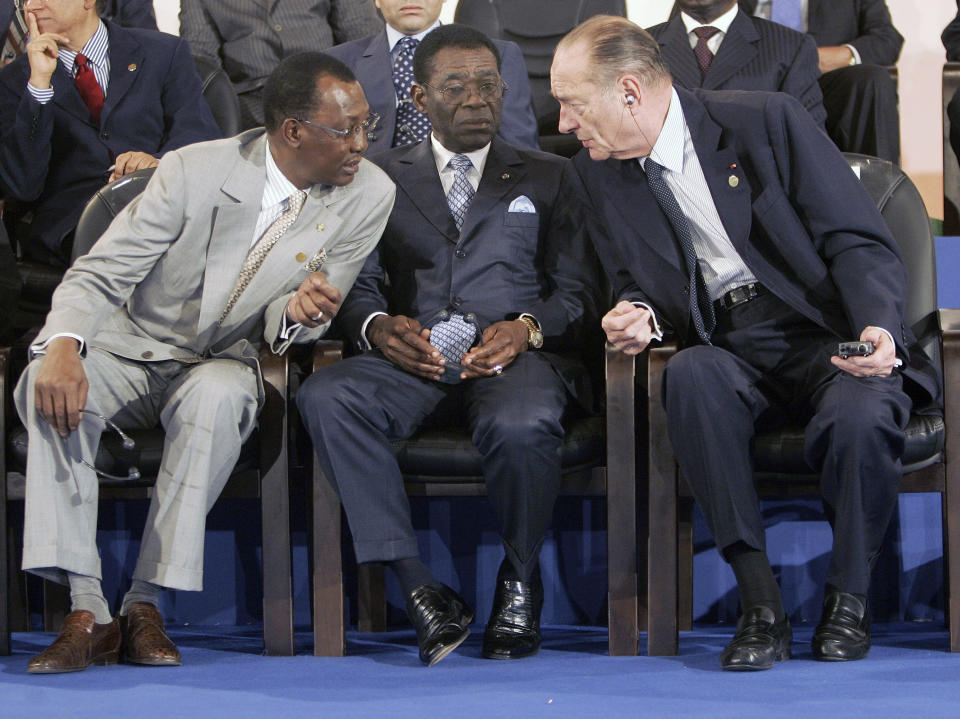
[394,414,603,482]
[751,413,944,478]
[8,424,258,489]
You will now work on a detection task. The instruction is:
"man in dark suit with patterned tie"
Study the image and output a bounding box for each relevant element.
[649,0,826,127]
[326,0,539,154]
[553,15,939,671]
[298,24,599,666]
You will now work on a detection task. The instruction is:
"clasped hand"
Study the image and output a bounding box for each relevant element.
[602,301,656,355]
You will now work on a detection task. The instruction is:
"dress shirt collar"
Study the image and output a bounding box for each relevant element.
[58,19,109,74]
[386,20,442,53]
[640,88,686,175]
[430,133,490,180]
[263,138,304,211]
[679,3,739,37]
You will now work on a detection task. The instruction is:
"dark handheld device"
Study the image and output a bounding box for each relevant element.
[835,340,875,359]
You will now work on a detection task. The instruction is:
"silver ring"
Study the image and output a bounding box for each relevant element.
[313,312,323,322]
[493,364,503,375]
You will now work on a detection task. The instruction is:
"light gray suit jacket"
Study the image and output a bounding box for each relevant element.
[36,129,396,400]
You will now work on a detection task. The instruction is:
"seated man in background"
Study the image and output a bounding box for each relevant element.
[943,0,960,165]
[298,25,599,666]
[180,0,382,130]
[742,0,902,163]
[553,15,939,670]
[649,0,826,128]
[17,52,394,674]
[0,0,220,269]
[327,0,539,153]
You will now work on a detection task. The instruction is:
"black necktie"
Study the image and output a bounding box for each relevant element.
[643,159,715,344]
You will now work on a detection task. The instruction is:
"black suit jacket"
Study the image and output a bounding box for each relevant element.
[739,0,903,65]
[565,87,939,412]
[649,10,826,127]
[943,0,960,61]
[338,136,601,406]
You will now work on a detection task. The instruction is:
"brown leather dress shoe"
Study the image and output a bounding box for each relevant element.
[121,602,181,666]
[28,610,121,674]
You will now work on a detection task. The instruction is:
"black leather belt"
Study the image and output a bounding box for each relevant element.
[715,282,766,312]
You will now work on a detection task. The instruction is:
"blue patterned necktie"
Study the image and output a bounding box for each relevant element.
[392,36,431,146]
[429,313,479,364]
[446,154,475,230]
[770,0,804,33]
[643,159,715,344]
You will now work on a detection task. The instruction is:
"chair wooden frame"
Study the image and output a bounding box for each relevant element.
[308,340,639,657]
[1,344,297,657]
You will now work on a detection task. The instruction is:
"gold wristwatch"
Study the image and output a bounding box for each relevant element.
[518,314,543,350]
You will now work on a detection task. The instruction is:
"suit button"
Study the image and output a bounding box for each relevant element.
[100,131,109,140]
[455,249,466,258]
[682,285,689,295]
[274,23,282,31]
[452,297,463,307]
[141,351,153,359]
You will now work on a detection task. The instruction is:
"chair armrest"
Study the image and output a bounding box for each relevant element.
[311,340,343,372]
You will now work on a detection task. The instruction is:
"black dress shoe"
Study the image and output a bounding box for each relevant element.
[812,591,870,661]
[720,606,791,671]
[482,570,544,660]
[405,583,474,666]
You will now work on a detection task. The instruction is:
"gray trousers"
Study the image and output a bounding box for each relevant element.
[15,347,259,591]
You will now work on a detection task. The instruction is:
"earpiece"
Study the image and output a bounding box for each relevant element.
[625,94,636,105]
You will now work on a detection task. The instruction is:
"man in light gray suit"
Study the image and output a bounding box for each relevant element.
[16,52,395,674]
[180,0,383,130]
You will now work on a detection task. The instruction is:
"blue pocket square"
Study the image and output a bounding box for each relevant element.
[508,195,536,213]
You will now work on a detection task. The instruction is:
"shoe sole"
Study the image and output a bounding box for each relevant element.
[425,626,470,667]
[27,650,120,674]
[481,645,541,660]
[721,646,791,671]
[123,654,182,667]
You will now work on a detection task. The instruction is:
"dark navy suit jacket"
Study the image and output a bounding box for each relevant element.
[0,21,220,265]
[338,136,600,405]
[649,10,826,127]
[327,29,540,154]
[739,0,903,65]
[565,87,939,411]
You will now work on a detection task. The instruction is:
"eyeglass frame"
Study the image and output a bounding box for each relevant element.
[61,409,141,490]
[418,78,509,106]
[297,112,381,142]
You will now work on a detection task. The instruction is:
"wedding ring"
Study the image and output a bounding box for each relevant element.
[313,312,323,322]
[493,364,504,375]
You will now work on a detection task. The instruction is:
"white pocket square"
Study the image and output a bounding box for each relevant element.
[302,249,327,272]
[508,195,536,213]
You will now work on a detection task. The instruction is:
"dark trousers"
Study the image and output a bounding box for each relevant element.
[662,292,912,594]
[297,350,571,581]
[820,64,900,164]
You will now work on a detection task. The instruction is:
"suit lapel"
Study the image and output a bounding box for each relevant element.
[658,16,702,88]
[52,62,95,126]
[458,138,526,239]
[100,22,144,128]
[678,89,752,262]
[358,31,396,150]
[197,135,268,332]
[393,140,459,241]
[704,12,759,90]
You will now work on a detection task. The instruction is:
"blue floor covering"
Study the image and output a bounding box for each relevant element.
[1,622,958,719]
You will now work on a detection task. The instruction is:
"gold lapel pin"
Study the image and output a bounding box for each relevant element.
[127,63,137,71]
[728,175,739,188]
[316,224,325,231]
[295,252,307,263]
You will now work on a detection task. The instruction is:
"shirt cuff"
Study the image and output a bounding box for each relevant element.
[28,82,54,104]
[877,327,903,368]
[360,311,388,350]
[30,332,85,360]
[631,302,664,342]
[844,43,862,65]
[279,313,301,341]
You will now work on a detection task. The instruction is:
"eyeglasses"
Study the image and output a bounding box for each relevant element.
[420,80,509,105]
[62,409,141,490]
[298,113,380,141]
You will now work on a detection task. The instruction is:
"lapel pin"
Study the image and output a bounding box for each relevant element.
[295,252,307,263]
[729,163,737,169]
[500,172,510,180]
[728,175,739,188]
[316,224,325,231]
[127,63,137,71]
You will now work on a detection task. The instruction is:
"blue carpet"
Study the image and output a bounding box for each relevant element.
[1,623,958,718]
